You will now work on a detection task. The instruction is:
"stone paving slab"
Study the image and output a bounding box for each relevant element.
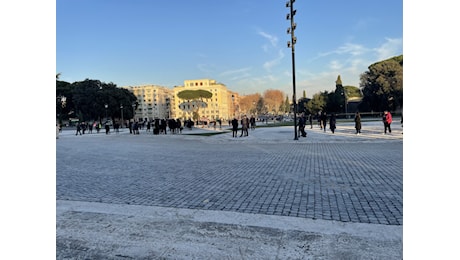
[56,122,403,259]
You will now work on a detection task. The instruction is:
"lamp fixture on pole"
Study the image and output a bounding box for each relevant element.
[104,103,108,121]
[132,103,136,122]
[120,104,124,128]
[286,0,298,140]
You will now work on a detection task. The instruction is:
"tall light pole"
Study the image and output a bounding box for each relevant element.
[120,104,124,128]
[286,0,298,140]
[343,91,348,118]
[104,104,108,121]
[132,103,136,122]
[57,96,66,119]
[231,94,235,117]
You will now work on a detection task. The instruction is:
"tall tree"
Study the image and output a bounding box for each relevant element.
[239,93,261,115]
[256,96,266,115]
[283,95,290,114]
[263,89,285,115]
[306,92,328,114]
[62,79,137,122]
[328,75,346,113]
[360,55,403,112]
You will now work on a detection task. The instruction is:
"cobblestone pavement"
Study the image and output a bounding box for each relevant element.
[56,121,403,259]
[57,123,402,225]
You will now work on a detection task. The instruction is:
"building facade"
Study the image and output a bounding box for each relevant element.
[122,85,173,122]
[172,79,238,122]
[124,79,239,122]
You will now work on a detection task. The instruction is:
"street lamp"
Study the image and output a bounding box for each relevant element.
[120,104,124,128]
[60,96,67,107]
[286,0,298,140]
[104,104,108,121]
[344,91,348,118]
[132,103,136,122]
[231,94,235,117]
[57,95,66,124]
[340,90,348,118]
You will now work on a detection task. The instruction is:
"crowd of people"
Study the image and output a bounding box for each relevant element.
[63,111,400,138]
[230,115,257,138]
[70,118,186,136]
[296,110,398,136]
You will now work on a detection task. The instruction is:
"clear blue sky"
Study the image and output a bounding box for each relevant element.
[57,0,402,98]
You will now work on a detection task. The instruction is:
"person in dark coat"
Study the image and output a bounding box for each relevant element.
[298,113,307,137]
[75,123,82,135]
[105,123,110,134]
[354,112,362,135]
[176,119,183,134]
[231,117,239,138]
[320,112,328,132]
[329,114,337,134]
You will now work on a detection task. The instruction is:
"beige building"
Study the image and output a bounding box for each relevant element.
[124,79,239,122]
[172,79,238,122]
[122,85,173,122]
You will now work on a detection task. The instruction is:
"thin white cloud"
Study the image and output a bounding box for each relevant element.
[335,43,368,56]
[197,63,214,74]
[219,67,252,77]
[258,31,278,48]
[329,60,343,70]
[315,43,369,59]
[263,49,285,71]
[374,37,403,61]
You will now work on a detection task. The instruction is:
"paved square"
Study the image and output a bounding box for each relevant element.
[56,121,403,259]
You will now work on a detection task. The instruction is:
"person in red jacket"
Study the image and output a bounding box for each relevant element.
[383,110,393,134]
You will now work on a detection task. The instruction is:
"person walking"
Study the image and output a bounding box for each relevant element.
[383,110,392,134]
[317,111,322,129]
[329,114,337,134]
[354,112,362,135]
[176,119,183,134]
[298,113,307,137]
[400,113,403,135]
[320,112,328,132]
[308,114,313,129]
[105,123,110,134]
[133,121,139,134]
[231,117,239,138]
[146,121,151,132]
[81,122,87,134]
[75,122,82,135]
[240,115,249,137]
[250,115,256,130]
